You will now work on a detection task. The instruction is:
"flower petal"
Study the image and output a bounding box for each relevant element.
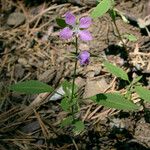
[78,50,90,66]
[78,30,92,41]
[79,17,92,28]
[59,27,73,40]
[65,12,76,26]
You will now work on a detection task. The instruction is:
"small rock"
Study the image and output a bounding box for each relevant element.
[49,86,65,101]
[37,69,56,83]
[14,64,25,79]
[134,121,150,147]
[75,77,86,88]
[18,58,28,66]
[109,118,126,131]
[7,12,25,27]
[21,121,40,134]
[83,77,109,99]
[85,65,101,78]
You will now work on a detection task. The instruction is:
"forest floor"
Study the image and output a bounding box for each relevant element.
[0,0,150,149]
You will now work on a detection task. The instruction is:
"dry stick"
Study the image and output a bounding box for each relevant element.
[2,138,35,141]
[103,77,117,93]
[130,52,150,56]
[91,109,112,120]
[29,4,70,24]
[34,109,49,138]
[87,105,102,119]
[145,26,150,37]
[28,3,46,36]
[0,48,8,73]
[32,3,46,29]
[17,1,30,36]
[0,106,22,124]
[34,109,49,150]
[82,105,93,121]
[71,137,79,150]
[18,93,51,120]
[93,109,118,125]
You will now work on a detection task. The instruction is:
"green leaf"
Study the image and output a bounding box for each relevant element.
[104,61,129,81]
[123,33,138,42]
[135,86,150,102]
[56,18,67,28]
[9,80,53,94]
[73,120,85,135]
[62,80,72,98]
[61,116,73,127]
[131,76,142,85]
[62,80,78,98]
[91,93,139,110]
[91,0,113,19]
[60,98,70,112]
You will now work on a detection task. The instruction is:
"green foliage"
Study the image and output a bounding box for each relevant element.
[91,0,113,19]
[61,117,84,135]
[123,33,138,42]
[135,86,150,102]
[130,76,142,85]
[56,18,67,28]
[104,61,129,82]
[62,80,72,98]
[91,93,139,110]
[9,80,53,94]
[73,120,85,135]
[60,98,70,112]
[62,80,78,98]
[61,116,74,127]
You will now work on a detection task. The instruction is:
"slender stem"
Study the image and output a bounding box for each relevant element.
[70,36,78,119]
[113,19,126,48]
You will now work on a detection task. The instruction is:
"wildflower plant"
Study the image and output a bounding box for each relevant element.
[58,11,93,134]
[9,0,150,135]
[10,11,93,135]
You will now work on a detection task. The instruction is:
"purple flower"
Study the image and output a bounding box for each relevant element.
[65,12,76,26]
[60,27,73,40]
[79,17,92,28]
[78,30,92,41]
[59,12,92,41]
[78,50,90,66]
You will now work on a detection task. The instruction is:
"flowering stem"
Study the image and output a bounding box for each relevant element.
[70,36,78,120]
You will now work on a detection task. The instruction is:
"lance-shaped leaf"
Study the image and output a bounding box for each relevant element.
[91,93,139,110]
[123,33,138,42]
[135,86,150,102]
[9,80,53,94]
[91,0,113,19]
[104,61,129,82]
[73,120,85,135]
[60,98,70,112]
[61,116,73,127]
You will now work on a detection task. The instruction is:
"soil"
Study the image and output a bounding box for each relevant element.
[0,0,150,150]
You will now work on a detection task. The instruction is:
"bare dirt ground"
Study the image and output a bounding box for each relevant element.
[0,0,150,149]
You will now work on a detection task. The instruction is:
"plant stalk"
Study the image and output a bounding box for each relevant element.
[112,19,126,48]
[70,36,78,120]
